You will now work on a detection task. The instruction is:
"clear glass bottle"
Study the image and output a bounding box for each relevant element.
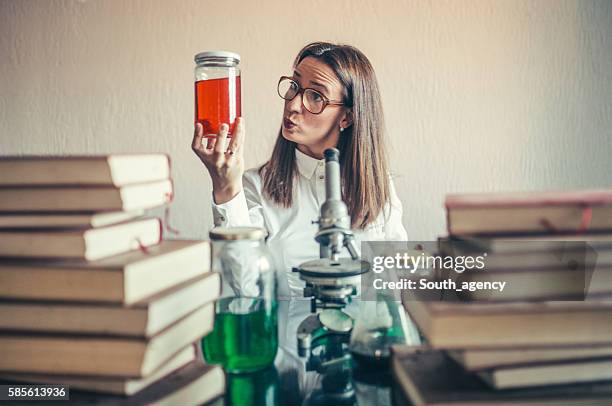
[202,227,278,373]
[194,50,241,137]
[349,293,420,368]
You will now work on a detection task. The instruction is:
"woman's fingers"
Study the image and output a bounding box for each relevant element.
[191,121,242,169]
[214,123,229,154]
[227,117,244,155]
[191,123,205,151]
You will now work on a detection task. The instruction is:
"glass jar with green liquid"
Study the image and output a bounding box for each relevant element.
[202,227,278,373]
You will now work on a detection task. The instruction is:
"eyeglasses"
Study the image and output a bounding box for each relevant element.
[277,76,345,114]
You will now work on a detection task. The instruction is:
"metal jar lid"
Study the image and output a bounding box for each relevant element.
[209,226,267,241]
[194,51,241,65]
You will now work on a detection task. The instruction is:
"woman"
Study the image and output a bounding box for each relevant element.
[192,42,407,299]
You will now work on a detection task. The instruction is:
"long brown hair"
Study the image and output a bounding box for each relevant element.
[260,42,390,229]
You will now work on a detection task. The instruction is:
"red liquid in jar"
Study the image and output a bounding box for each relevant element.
[195,76,241,137]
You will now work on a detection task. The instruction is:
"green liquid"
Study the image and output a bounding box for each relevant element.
[227,366,278,406]
[202,297,278,373]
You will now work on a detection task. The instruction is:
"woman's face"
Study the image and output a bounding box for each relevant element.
[281,56,351,158]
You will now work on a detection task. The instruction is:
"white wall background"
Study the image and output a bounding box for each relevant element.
[1,0,611,240]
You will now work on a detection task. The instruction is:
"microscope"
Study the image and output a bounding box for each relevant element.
[292,148,370,357]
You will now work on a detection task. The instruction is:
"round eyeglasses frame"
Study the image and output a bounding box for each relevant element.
[277,76,346,114]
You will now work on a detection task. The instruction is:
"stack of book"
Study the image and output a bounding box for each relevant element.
[0,155,224,404]
[395,188,612,405]
[440,188,612,302]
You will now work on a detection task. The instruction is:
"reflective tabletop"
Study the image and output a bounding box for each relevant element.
[218,299,395,406]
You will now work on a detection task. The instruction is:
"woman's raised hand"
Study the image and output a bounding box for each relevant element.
[192,117,245,204]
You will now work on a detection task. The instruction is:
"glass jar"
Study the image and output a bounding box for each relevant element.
[226,366,278,406]
[202,227,278,373]
[194,50,241,137]
[349,293,420,368]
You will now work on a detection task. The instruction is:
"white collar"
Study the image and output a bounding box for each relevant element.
[295,147,324,180]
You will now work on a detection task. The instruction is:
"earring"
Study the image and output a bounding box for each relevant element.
[339,126,344,132]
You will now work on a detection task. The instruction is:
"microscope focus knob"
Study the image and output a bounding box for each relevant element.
[303,286,314,297]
